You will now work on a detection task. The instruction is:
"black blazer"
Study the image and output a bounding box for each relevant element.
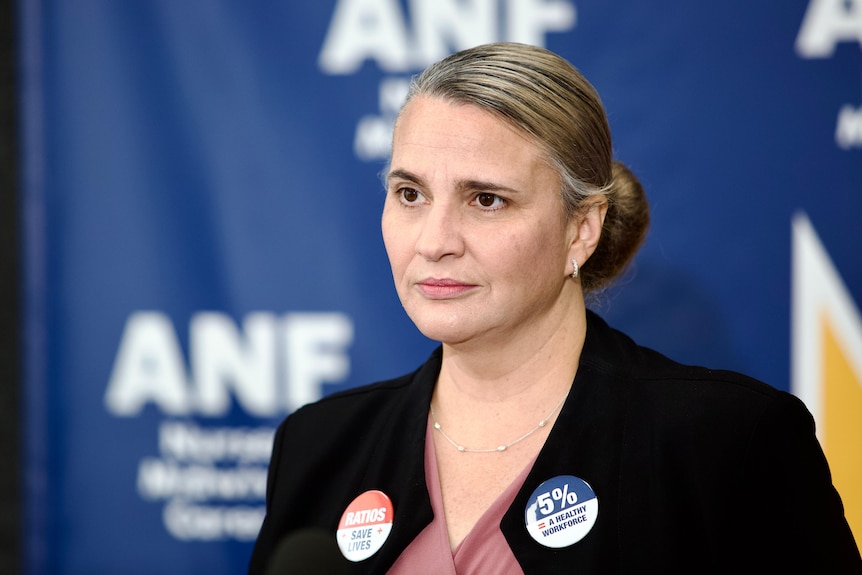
[249,311,861,574]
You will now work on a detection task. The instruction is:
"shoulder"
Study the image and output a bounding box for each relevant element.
[583,310,814,438]
[582,316,860,569]
[262,347,440,512]
[275,346,441,447]
[288,368,417,423]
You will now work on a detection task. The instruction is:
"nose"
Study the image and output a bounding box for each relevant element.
[415,202,464,262]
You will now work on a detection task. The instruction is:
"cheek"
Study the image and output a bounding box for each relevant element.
[381,216,411,276]
[508,226,561,265]
[502,227,567,284]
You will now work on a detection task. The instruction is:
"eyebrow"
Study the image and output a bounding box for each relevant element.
[387,168,423,186]
[386,168,523,196]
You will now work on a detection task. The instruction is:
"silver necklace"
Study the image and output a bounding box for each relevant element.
[430,393,568,453]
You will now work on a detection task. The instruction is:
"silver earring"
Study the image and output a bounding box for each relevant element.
[571,258,579,279]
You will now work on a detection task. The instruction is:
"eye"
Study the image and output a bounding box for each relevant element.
[474,193,506,210]
[396,187,425,205]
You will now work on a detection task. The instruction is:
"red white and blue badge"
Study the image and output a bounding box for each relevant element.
[524,475,598,548]
[336,490,394,562]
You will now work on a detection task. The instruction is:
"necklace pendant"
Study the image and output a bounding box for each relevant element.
[497,445,507,452]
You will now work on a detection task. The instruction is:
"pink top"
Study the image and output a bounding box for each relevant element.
[387,417,534,574]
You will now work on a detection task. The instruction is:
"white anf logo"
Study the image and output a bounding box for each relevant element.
[318,0,577,75]
[796,0,862,57]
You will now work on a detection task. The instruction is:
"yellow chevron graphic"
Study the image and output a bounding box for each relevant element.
[823,316,862,541]
[792,212,862,545]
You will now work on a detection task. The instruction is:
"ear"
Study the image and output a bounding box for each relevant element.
[567,195,608,269]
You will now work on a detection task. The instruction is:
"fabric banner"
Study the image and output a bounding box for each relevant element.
[17,1,861,573]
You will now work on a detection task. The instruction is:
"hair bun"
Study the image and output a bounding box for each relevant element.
[581,161,650,293]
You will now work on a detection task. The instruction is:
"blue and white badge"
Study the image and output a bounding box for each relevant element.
[524,475,598,548]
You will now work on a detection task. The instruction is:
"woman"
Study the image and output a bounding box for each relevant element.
[249,43,860,574]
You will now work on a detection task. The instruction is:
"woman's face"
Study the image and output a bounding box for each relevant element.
[382,96,582,347]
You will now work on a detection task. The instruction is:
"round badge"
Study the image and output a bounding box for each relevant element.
[524,475,598,548]
[336,490,394,562]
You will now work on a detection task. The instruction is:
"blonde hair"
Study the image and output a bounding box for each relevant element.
[401,42,650,293]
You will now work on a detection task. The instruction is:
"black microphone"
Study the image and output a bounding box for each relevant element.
[264,528,351,575]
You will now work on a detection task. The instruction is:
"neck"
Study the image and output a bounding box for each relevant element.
[430,304,588,451]
[438,302,588,400]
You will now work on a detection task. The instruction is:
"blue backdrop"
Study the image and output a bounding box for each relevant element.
[17,1,862,573]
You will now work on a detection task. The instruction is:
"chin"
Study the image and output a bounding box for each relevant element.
[407,313,475,345]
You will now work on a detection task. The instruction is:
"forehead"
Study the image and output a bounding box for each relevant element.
[389,96,551,184]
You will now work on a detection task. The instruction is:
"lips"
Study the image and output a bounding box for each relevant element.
[416,278,477,299]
